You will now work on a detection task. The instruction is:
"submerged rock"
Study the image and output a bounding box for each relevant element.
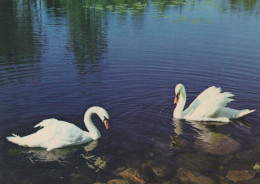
[118,168,146,184]
[195,134,240,155]
[162,177,180,184]
[170,136,192,152]
[228,162,252,171]
[226,170,255,182]
[107,179,130,184]
[238,177,260,184]
[218,177,233,184]
[218,154,234,164]
[70,173,89,184]
[176,153,214,172]
[152,165,170,177]
[255,144,260,152]
[177,168,216,184]
[236,150,260,163]
[179,139,192,149]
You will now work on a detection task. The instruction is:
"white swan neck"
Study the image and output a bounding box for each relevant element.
[174,88,186,118]
[84,107,101,140]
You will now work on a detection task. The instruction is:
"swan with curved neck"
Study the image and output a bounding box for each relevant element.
[173,83,255,122]
[6,106,109,151]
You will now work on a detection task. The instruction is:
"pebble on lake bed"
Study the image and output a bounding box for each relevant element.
[107,179,130,184]
[117,168,146,184]
[177,168,216,184]
[176,153,214,172]
[253,162,260,170]
[152,165,170,177]
[236,150,260,162]
[226,170,255,182]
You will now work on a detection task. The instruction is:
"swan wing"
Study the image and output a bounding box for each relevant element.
[34,118,85,135]
[34,118,61,128]
[34,119,91,149]
[183,86,234,119]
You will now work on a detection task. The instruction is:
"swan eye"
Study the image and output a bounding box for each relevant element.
[104,117,109,121]
[176,93,180,99]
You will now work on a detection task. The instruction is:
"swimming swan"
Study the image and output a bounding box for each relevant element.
[6,106,109,151]
[173,84,255,122]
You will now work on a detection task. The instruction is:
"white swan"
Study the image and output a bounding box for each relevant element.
[6,106,109,151]
[173,83,255,122]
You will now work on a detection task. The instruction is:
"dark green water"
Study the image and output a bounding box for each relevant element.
[0,0,260,183]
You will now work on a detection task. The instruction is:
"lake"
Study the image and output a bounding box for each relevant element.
[0,0,260,183]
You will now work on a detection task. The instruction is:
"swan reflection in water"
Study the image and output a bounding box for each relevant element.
[8,140,107,171]
[170,118,251,154]
[82,140,107,172]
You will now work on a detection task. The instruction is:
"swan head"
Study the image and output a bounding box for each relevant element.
[96,106,109,130]
[174,83,185,104]
[103,118,109,130]
[96,106,110,130]
[86,106,110,130]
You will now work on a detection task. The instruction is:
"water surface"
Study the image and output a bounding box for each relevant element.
[0,0,260,183]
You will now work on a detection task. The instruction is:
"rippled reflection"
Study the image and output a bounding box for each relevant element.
[171,118,253,155]
[82,140,107,172]
[8,146,76,163]
[7,139,103,169]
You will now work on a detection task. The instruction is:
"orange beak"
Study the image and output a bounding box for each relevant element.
[174,94,179,104]
[104,119,109,130]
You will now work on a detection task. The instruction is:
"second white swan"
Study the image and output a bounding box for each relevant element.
[6,106,109,151]
[173,83,255,122]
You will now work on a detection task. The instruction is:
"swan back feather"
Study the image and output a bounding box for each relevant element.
[184,86,234,119]
[34,118,59,128]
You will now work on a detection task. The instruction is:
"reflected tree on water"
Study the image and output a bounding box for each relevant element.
[0,0,43,84]
[82,0,148,15]
[214,0,259,15]
[57,0,148,78]
[151,0,259,16]
[57,0,108,77]
[0,0,42,62]
[59,0,149,77]
[152,0,190,14]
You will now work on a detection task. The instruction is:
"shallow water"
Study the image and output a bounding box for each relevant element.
[0,0,260,183]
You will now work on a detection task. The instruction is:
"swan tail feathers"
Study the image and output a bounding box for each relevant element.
[7,133,42,147]
[237,109,255,118]
[6,134,24,146]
